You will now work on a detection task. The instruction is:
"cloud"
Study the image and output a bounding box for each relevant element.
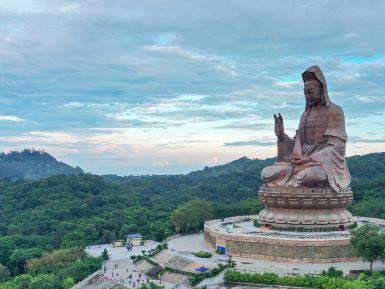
[104,116,184,129]
[350,136,385,144]
[0,115,24,122]
[62,102,85,109]
[214,122,272,131]
[224,140,276,147]
[145,45,210,61]
[274,80,301,88]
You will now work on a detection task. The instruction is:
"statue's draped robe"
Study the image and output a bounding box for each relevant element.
[263,66,351,192]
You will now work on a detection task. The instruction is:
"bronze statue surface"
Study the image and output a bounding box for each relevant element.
[261,66,351,192]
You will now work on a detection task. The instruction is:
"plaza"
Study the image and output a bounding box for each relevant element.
[79,230,385,289]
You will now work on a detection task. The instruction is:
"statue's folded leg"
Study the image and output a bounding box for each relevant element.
[293,165,328,187]
[261,163,292,186]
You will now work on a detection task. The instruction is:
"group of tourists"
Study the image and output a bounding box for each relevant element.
[105,269,151,288]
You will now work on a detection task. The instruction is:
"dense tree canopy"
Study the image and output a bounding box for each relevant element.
[171,199,215,233]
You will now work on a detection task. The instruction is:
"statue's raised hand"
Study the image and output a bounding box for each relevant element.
[274,113,284,141]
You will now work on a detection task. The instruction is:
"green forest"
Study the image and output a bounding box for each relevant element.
[0,151,385,288]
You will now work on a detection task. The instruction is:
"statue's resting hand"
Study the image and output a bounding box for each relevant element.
[274,113,284,141]
[287,156,311,165]
[289,157,320,175]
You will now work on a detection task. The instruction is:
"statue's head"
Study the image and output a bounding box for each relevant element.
[302,70,324,107]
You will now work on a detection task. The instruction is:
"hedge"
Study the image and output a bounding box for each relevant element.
[224,270,372,289]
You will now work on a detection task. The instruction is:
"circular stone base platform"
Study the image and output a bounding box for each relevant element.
[204,215,385,263]
[258,186,353,231]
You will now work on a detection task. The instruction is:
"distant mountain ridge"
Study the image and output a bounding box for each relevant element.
[0,148,83,180]
[104,152,385,181]
[189,152,385,180]
[1,148,384,182]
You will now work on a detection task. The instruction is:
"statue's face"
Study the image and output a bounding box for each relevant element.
[304,80,322,107]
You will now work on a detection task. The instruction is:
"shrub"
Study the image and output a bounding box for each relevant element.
[140,282,164,289]
[193,251,212,258]
[322,267,343,278]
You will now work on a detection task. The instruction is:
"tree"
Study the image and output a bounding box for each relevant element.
[26,248,85,275]
[147,221,173,241]
[350,224,385,272]
[62,277,75,289]
[101,248,109,261]
[118,224,135,239]
[10,274,33,288]
[171,199,214,234]
[29,274,61,289]
[56,257,103,282]
[0,237,15,265]
[171,207,189,234]
[60,230,87,249]
[9,248,43,275]
[240,198,262,214]
[0,265,10,282]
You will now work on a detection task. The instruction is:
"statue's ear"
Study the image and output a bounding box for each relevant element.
[321,84,326,105]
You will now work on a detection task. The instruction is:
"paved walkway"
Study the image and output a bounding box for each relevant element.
[86,240,159,260]
[168,233,226,266]
[102,259,175,289]
[86,241,176,288]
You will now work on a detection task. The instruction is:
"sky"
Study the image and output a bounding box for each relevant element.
[0,0,385,175]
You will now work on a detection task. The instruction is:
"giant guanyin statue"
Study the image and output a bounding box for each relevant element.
[258,66,353,231]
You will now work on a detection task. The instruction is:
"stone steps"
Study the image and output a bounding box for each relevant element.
[135,259,155,273]
[161,272,189,284]
[153,250,174,265]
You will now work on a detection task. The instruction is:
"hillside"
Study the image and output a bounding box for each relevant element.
[0,149,83,181]
[0,151,384,250]
[185,152,385,180]
[347,152,385,179]
[103,152,385,202]
[185,151,385,181]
